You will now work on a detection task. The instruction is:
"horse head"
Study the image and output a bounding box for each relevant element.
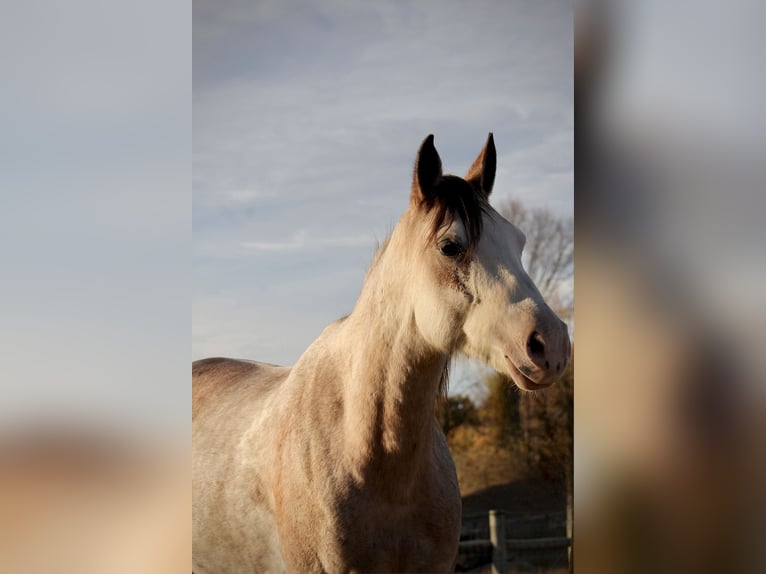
[402,133,571,389]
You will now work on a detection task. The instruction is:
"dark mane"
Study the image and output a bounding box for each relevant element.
[421,175,489,256]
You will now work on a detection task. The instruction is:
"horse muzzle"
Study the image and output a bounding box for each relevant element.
[504,316,571,390]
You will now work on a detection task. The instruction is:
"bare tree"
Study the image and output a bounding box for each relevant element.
[475,199,574,552]
[500,199,574,316]
[436,394,479,437]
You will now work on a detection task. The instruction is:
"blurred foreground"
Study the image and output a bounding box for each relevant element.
[576,1,766,572]
[0,0,189,570]
[0,431,189,574]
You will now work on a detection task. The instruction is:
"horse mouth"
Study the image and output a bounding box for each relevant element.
[503,355,550,391]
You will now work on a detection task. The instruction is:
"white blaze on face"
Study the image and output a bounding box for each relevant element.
[463,207,531,353]
[460,206,567,389]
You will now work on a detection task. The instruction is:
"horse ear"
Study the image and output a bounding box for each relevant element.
[465,132,496,196]
[411,134,443,204]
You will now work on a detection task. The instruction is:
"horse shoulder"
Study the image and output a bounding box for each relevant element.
[407,424,462,570]
[430,421,462,517]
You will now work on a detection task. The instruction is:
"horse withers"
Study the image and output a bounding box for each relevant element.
[192,134,571,573]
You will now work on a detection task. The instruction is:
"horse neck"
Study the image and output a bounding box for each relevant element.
[340,241,447,485]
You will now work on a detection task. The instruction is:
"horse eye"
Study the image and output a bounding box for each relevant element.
[439,240,464,258]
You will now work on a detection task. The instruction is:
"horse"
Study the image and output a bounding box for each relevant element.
[192,134,571,573]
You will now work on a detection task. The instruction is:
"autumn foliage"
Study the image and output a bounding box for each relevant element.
[438,356,573,496]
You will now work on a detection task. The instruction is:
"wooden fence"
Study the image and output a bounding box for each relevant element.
[457,509,571,573]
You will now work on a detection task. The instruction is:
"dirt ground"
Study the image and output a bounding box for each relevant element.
[461,477,566,516]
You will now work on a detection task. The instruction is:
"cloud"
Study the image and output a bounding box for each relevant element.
[225,188,279,202]
[240,230,377,252]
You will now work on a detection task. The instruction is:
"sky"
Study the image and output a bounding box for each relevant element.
[193,0,573,396]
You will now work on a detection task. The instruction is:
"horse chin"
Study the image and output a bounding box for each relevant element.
[502,354,552,391]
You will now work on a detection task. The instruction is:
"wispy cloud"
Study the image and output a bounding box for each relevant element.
[240,230,376,252]
[226,188,278,202]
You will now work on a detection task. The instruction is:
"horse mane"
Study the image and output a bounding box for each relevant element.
[366,235,391,281]
[437,359,451,404]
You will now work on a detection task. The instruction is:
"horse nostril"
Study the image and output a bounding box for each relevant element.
[527,331,546,367]
[556,362,561,372]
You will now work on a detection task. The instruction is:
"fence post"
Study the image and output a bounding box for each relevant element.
[567,486,573,573]
[567,464,573,573]
[489,509,506,574]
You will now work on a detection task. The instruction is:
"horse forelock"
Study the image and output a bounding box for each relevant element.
[422,175,489,256]
[366,176,488,282]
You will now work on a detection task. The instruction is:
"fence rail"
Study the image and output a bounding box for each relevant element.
[506,536,570,551]
[457,509,571,573]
